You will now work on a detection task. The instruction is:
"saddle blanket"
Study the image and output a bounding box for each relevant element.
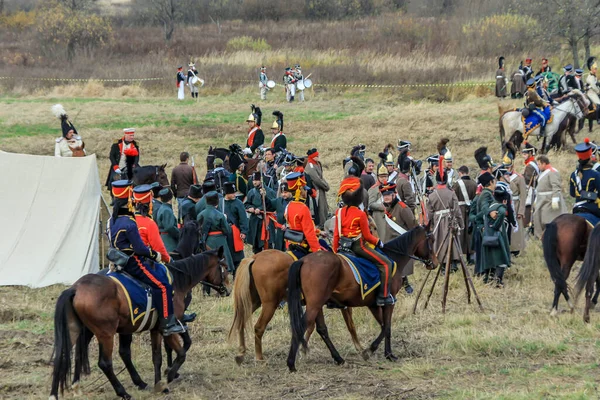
[105,264,173,326]
[337,249,397,299]
[286,239,331,261]
[575,212,600,227]
[523,105,552,137]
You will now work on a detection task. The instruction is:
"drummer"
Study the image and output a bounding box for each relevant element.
[283,67,296,103]
[293,64,304,102]
[187,62,200,99]
[259,66,268,100]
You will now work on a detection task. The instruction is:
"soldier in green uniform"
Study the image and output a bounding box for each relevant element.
[195,180,224,216]
[245,171,277,254]
[470,172,496,278]
[179,184,202,223]
[223,182,249,274]
[481,185,511,287]
[198,191,233,271]
[155,187,180,253]
[230,163,248,202]
[267,182,293,250]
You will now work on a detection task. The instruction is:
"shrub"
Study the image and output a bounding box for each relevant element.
[226,36,271,52]
[0,10,37,30]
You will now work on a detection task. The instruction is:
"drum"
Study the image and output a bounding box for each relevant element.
[190,76,199,86]
[296,80,305,91]
[266,80,276,89]
[303,78,313,89]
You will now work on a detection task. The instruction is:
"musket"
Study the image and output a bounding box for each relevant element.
[191,156,198,184]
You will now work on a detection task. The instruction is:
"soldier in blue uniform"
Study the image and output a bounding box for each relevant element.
[109,180,184,336]
[570,138,600,224]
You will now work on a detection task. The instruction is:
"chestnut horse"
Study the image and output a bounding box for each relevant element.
[543,214,598,316]
[49,248,228,400]
[228,250,365,364]
[286,226,437,372]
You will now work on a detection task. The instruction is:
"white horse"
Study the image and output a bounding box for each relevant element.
[499,91,586,153]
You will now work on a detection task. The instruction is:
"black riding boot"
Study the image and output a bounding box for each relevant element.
[376,273,395,306]
[160,314,186,336]
[403,276,413,294]
[494,266,506,288]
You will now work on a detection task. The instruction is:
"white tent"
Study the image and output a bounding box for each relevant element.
[0,152,102,287]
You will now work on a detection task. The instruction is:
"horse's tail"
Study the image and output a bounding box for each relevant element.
[287,260,307,351]
[228,257,255,343]
[543,221,568,298]
[576,225,600,299]
[499,111,507,149]
[50,287,82,398]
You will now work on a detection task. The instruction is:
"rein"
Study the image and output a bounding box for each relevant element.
[166,257,228,295]
[383,232,434,266]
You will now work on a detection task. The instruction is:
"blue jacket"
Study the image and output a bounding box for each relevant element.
[570,164,600,216]
[110,214,153,258]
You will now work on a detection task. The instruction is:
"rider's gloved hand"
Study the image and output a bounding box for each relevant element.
[377,240,385,249]
[115,168,121,175]
[151,250,162,263]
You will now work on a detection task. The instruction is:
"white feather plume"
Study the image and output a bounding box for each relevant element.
[51,104,66,119]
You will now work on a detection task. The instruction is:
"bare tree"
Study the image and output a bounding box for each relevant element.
[149,0,181,41]
[58,0,96,11]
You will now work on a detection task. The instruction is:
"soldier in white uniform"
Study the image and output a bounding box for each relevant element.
[187,62,200,99]
[259,66,268,100]
[587,57,600,123]
[283,67,296,102]
[52,104,84,158]
[532,155,567,239]
[293,64,304,102]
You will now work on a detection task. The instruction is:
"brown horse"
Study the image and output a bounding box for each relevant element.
[575,223,600,322]
[286,226,437,372]
[543,214,597,316]
[228,250,366,365]
[49,248,228,400]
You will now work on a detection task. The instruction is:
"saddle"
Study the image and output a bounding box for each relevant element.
[337,251,397,299]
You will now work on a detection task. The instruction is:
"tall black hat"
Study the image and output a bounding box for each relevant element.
[498,56,505,69]
[224,181,236,195]
[474,146,493,170]
[52,104,78,138]
[272,110,284,131]
[189,184,203,198]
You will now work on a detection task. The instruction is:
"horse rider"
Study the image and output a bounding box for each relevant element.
[179,184,202,224]
[109,180,185,336]
[223,182,248,274]
[270,111,287,153]
[380,182,417,294]
[293,65,305,102]
[259,66,269,100]
[570,138,600,223]
[537,58,552,75]
[367,163,389,237]
[53,104,85,158]
[525,78,551,137]
[532,155,566,239]
[132,184,171,264]
[559,64,577,95]
[495,56,508,98]
[197,191,234,271]
[575,69,585,91]
[536,75,555,104]
[155,188,180,254]
[245,105,264,157]
[187,62,200,99]
[213,158,230,192]
[521,142,539,228]
[245,171,277,254]
[523,58,534,83]
[586,57,600,123]
[283,67,296,103]
[283,172,323,255]
[105,128,139,192]
[261,148,278,191]
[334,166,395,306]
[177,66,185,100]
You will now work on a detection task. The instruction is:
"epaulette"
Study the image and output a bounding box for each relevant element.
[114,139,120,144]
[56,137,63,143]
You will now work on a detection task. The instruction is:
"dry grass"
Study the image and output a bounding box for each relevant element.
[1,92,600,399]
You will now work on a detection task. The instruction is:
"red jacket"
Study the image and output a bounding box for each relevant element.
[333,206,378,251]
[285,201,320,252]
[135,214,170,263]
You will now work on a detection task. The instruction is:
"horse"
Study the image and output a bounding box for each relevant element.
[228,250,366,365]
[575,223,600,323]
[499,91,585,153]
[286,225,437,372]
[542,214,595,316]
[208,144,260,179]
[49,248,228,400]
[132,164,169,187]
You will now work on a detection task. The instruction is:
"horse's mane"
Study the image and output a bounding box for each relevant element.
[176,220,199,258]
[382,226,422,259]
[169,251,217,291]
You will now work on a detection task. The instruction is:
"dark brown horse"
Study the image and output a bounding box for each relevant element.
[543,214,596,316]
[49,248,228,400]
[228,250,366,364]
[576,223,600,322]
[132,164,169,187]
[286,226,437,372]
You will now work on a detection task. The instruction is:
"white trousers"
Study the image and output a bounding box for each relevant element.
[178,83,185,100]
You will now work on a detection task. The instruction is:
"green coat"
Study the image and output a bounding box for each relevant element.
[230,172,248,201]
[471,188,494,275]
[267,196,291,251]
[224,198,249,264]
[198,205,233,270]
[480,202,511,270]
[152,199,163,219]
[155,203,180,252]
[244,186,276,250]
[179,197,198,223]
[195,192,224,217]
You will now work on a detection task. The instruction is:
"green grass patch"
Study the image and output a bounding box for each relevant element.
[446,335,569,357]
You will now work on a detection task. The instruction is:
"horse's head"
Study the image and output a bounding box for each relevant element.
[416,222,438,270]
[157,164,169,187]
[207,154,215,171]
[204,247,229,296]
[569,92,586,120]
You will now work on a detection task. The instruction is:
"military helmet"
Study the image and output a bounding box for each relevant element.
[377,163,388,176]
[271,120,279,129]
[246,113,256,123]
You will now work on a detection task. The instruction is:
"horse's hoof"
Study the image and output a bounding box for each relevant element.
[121,393,132,400]
[362,349,373,360]
[288,366,297,373]
[136,382,148,391]
[153,382,169,394]
[335,358,345,366]
[72,382,83,396]
[550,308,558,317]
[385,353,399,362]
[300,346,310,356]
[167,373,180,383]
[235,355,244,365]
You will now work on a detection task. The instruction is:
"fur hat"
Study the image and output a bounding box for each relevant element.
[223,181,236,195]
[189,184,203,198]
[498,56,505,69]
[339,177,363,207]
[478,172,494,187]
[205,192,219,206]
[202,180,216,194]
[52,104,78,138]
[346,156,365,178]
[474,147,493,170]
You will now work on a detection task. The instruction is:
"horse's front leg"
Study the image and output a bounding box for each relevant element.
[363,305,386,360]
[118,334,148,390]
[151,331,169,394]
[164,333,187,383]
[382,305,397,361]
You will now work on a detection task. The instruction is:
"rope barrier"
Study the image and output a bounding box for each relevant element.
[0,77,168,82]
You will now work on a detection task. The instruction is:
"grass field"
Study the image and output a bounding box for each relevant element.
[1,86,600,399]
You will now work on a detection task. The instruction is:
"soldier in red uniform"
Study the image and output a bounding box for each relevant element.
[245,105,264,156]
[334,164,395,306]
[283,172,322,254]
[133,185,171,263]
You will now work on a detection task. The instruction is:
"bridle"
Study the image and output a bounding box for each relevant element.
[383,230,435,268]
[166,256,229,296]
